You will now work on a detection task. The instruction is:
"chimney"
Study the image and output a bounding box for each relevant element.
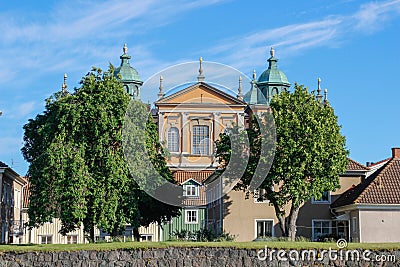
[392,148,400,158]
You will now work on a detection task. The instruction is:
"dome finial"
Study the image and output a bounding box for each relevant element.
[316,77,322,102]
[324,88,328,104]
[237,75,243,100]
[197,56,205,82]
[270,47,275,57]
[123,43,128,54]
[61,73,68,96]
[253,69,257,80]
[158,75,165,99]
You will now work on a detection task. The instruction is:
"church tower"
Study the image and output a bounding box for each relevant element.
[114,44,143,100]
[256,47,290,104]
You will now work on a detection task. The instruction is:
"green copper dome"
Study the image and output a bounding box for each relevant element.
[114,44,142,83]
[258,48,290,86]
[114,44,143,100]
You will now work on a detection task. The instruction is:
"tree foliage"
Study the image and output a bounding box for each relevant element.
[22,66,179,241]
[215,84,348,240]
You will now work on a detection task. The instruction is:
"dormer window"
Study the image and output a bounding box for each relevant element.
[182,178,201,198]
[183,184,199,197]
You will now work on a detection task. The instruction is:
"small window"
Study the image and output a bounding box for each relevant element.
[312,191,331,204]
[67,235,78,244]
[192,125,210,155]
[256,220,273,238]
[312,220,332,241]
[184,184,199,197]
[352,217,357,233]
[40,235,53,244]
[140,235,153,242]
[254,188,268,203]
[167,127,179,152]
[185,209,198,224]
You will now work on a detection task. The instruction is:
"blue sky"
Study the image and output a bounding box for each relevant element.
[0,0,400,175]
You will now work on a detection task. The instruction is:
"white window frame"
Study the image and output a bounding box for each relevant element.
[312,220,332,241]
[253,189,269,203]
[66,235,78,244]
[185,209,198,224]
[167,127,179,152]
[140,234,153,242]
[192,125,210,155]
[39,235,53,244]
[254,219,274,239]
[183,184,199,197]
[311,191,331,204]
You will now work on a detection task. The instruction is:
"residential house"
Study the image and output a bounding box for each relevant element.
[331,148,400,243]
[0,161,27,244]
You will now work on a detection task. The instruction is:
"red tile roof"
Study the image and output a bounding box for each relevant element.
[173,170,214,184]
[332,158,400,208]
[347,158,369,171]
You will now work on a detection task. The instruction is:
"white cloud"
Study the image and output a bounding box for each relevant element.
[205,0,400,70]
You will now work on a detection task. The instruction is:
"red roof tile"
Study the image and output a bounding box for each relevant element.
[332,158,400,208]
[173,170,214,184]
[347,158,369,171]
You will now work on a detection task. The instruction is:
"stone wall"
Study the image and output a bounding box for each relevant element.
[0,247,398,267]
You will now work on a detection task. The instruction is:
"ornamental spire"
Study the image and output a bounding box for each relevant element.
[61,73,68,96]
[267,47,278,69]
[316,77,322,102]
[324,88,328,104]
[237,75,243,101]
[158,75,165,99]
[252,69,257,80]
[123,43,128,54]
[197,57,205,82]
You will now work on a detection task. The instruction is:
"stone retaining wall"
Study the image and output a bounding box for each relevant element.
[0,247,399,267]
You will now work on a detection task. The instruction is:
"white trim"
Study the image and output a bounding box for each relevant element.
[311,219,332,241]
[254,219,274,239]
[311,191,331,204]
[185,209,199,224]
[334,204,400,212]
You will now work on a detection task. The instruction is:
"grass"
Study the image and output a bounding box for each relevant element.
[0,241,399,253]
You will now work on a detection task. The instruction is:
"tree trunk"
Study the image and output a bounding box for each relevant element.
[132,227,140,241]
[287,204,300,241]
[90,226,95,243]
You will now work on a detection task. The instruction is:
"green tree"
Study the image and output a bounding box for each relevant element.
[215,84,348,241]
[22,66,179,242]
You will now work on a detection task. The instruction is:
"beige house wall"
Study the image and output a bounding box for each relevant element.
[359,210,400,243]
[222,175,364,242]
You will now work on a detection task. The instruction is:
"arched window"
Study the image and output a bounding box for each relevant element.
[167,127,179,152]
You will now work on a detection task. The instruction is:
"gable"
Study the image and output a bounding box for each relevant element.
[155,82,246,106]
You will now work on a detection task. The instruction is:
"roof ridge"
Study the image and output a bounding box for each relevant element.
[156,82,246,105]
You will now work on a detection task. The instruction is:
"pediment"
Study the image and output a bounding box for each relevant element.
[155,82,246,106]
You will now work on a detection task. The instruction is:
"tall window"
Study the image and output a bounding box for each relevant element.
[256,220,273,238]
[167,127,179,152]
[185,209,198,224]
[192,125,209,155]
[312,220,332,241]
